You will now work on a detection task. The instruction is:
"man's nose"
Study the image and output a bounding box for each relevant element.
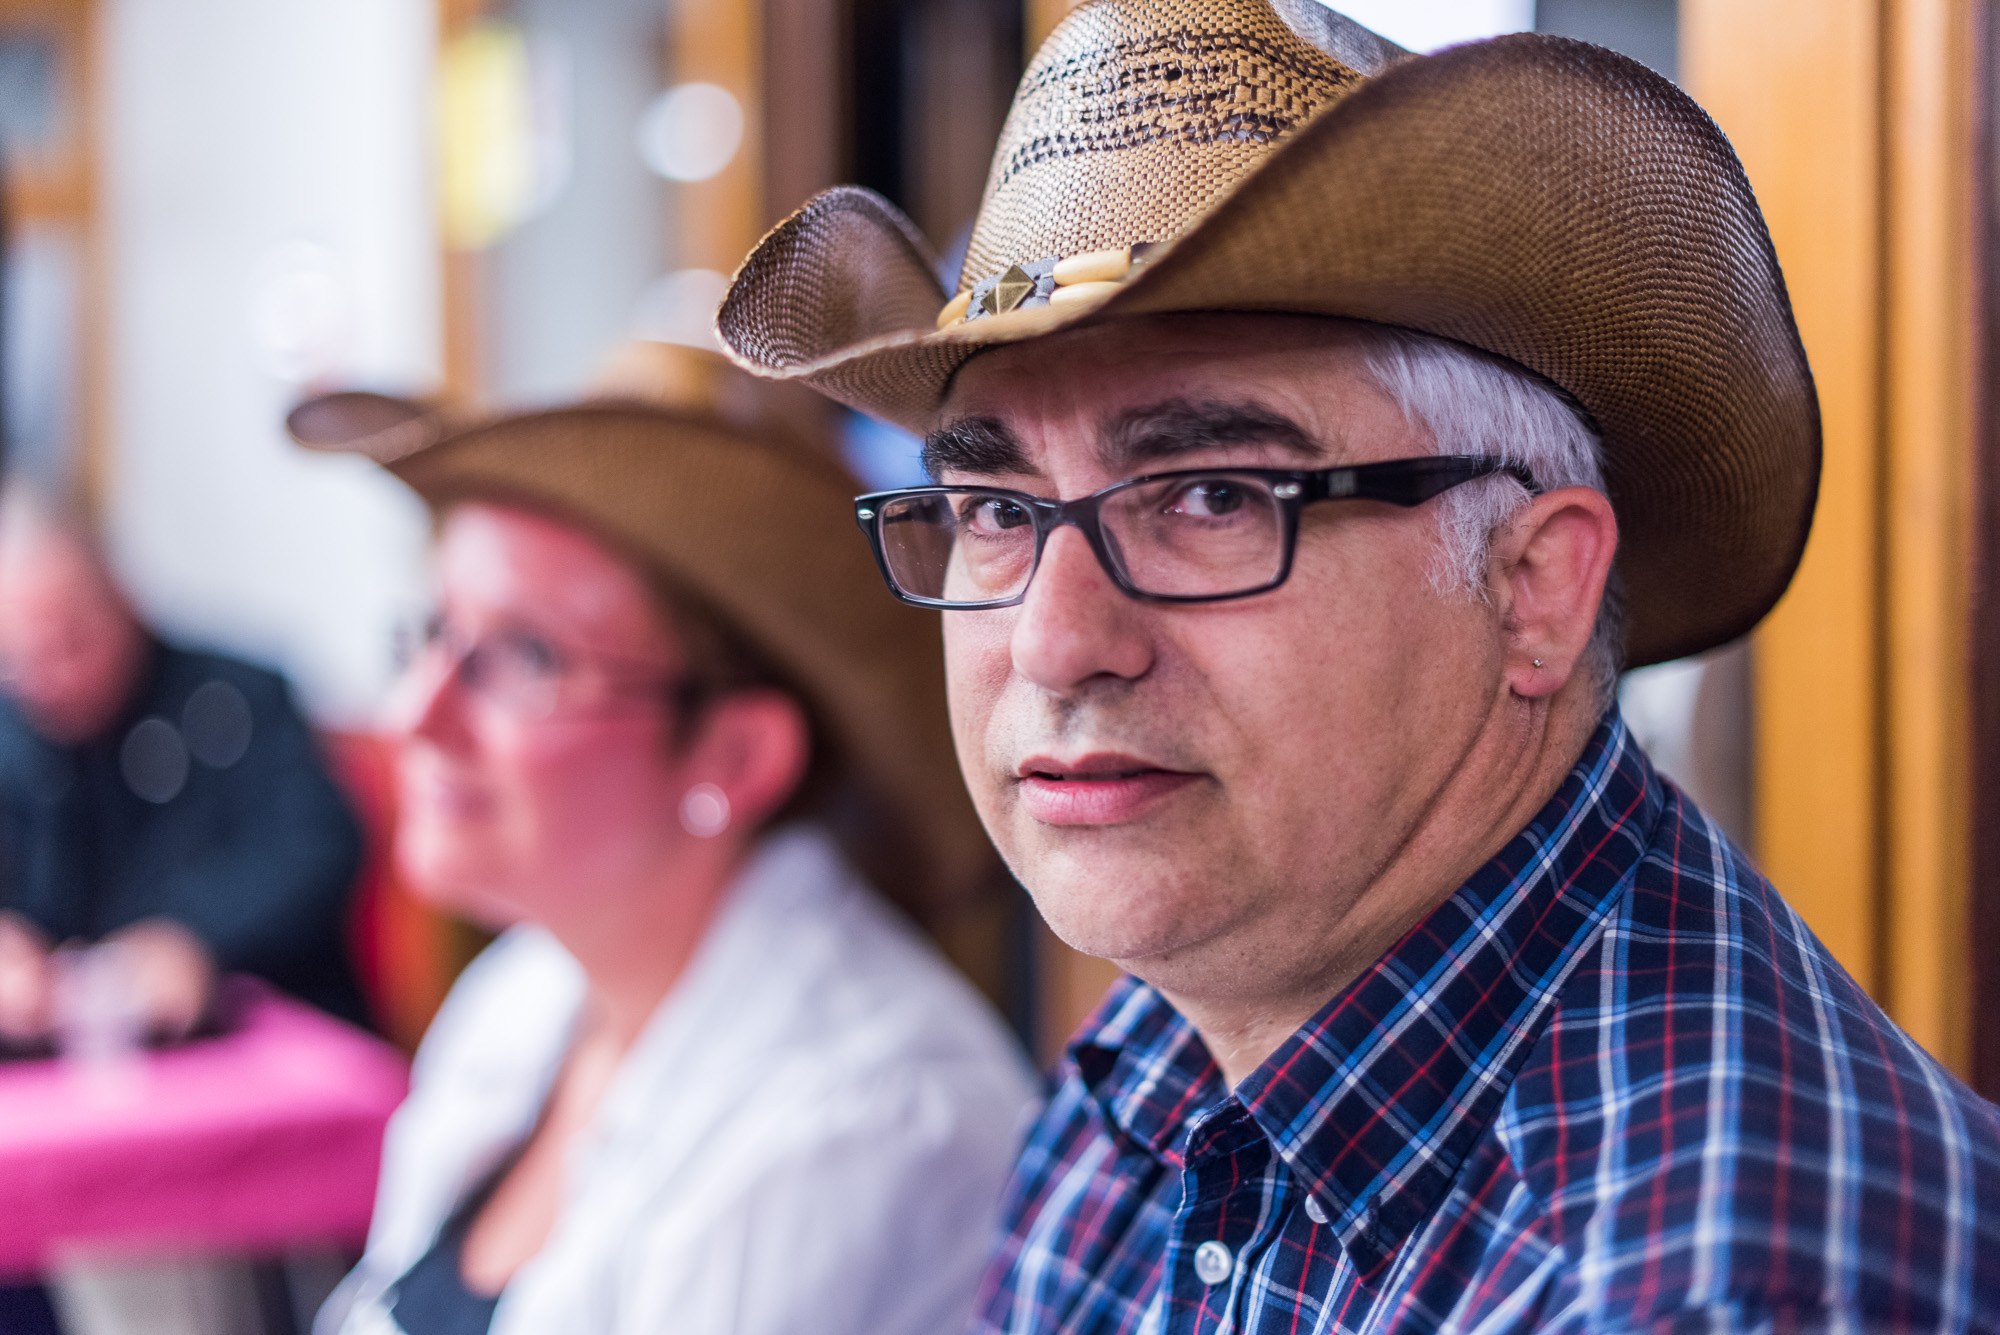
[1009,525,1153,693]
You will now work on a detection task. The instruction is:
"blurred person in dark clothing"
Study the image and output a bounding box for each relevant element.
[0,494,368,1044]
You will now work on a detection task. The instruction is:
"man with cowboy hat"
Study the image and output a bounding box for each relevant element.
[722,0,2000,1327]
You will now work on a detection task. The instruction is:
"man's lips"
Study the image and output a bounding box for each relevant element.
[1013,753,1204,826]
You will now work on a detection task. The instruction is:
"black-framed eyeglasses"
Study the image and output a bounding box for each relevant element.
[853,455,1537,609]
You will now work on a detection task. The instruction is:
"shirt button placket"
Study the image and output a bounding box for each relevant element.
[1192,1239,1234,1286]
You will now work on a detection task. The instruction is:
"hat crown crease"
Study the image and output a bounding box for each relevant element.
[960,0,1368,295]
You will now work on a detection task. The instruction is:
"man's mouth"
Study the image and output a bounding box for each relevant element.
[1013,753,1203,826]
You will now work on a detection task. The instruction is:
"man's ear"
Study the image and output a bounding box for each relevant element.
[1484,486,1619,700]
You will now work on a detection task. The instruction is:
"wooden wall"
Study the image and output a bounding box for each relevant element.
[1026,0,1081,48]
[0,0,103,509]
[1684,0,1982,1076]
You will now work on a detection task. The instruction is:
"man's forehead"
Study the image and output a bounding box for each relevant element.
[933,315,1401,479]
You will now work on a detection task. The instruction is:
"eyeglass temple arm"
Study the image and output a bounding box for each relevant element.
[1328,458,1540,507]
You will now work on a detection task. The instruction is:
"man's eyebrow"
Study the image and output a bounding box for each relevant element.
[922,416,1030,480]
[1102,400,1321,471]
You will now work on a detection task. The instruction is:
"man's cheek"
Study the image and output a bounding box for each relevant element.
[942,664,984,771]
[943,618,1013,749]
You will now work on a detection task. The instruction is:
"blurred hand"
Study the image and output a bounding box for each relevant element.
[104,919,216,1043]
[0,912,54,1045]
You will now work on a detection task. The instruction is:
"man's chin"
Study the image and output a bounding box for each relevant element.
[1022,863,1229,971]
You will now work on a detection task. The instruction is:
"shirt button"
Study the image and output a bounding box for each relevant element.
[1303,1196,1328,1225]
[1192,1240,1233,1285]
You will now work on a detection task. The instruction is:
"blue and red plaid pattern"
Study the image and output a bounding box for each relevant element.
[976,713,2000,1334]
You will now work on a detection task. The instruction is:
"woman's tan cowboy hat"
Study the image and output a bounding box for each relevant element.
[717,0,1820,668]
[285,342,997,923]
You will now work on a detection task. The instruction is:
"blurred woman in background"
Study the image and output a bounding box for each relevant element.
[290,343,1035,1335]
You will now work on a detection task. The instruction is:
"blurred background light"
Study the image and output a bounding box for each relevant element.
[3,228,77,493]
[247,242,354,385]
[475,0,663,405]
[1535,0,1677,81]
[0,31,61,157]
[840,412,926,492]
[436,20,571,252]
[1319,0,1534,52]
[636,82,744,183]
[630,267,730,349]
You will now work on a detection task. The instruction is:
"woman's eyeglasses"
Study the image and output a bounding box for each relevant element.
[852,455,1536,609]
[396,614,689,722]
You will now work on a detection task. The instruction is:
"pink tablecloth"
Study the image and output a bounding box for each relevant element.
[0,984,408,1276]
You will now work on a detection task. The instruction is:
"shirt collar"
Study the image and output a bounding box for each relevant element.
[1068,711,1663,1276]
[1072,979,1225,1169]
[587,824,857,1145]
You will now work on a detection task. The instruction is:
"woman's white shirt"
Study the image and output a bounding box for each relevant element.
[321,826,1040,1335]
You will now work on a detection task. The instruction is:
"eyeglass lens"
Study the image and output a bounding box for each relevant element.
[876,474,1290,604]
[404,615,566,720]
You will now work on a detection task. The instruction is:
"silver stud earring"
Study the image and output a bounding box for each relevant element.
[1532,658,1545,669]
[679,783,731,838]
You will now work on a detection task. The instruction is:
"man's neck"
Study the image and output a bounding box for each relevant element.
[1159,687,1605,1089]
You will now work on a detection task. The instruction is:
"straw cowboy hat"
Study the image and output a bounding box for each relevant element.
[284,342,998,923]
[717,0,1821,668]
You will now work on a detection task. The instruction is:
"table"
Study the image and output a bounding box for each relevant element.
[0,981,408,1277]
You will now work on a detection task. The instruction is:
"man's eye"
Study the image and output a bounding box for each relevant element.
[962,497,1032,533]
[1168,480,1249,518]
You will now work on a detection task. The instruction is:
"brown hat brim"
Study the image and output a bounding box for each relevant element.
[719,34,1820,668]
[290,395,998,922]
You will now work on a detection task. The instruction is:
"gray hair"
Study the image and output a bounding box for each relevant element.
[1356,327,1626,702]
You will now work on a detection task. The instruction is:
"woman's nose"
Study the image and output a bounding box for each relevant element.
[388,650,471,745]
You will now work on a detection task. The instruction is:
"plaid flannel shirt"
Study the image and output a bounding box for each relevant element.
[975,713,2000,1335]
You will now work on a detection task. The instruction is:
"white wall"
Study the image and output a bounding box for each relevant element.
[100,0,439,726]
[1319,0,1534,53]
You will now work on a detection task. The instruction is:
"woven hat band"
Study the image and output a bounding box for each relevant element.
[940,243,1167,328]
[957,0,1365,295]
